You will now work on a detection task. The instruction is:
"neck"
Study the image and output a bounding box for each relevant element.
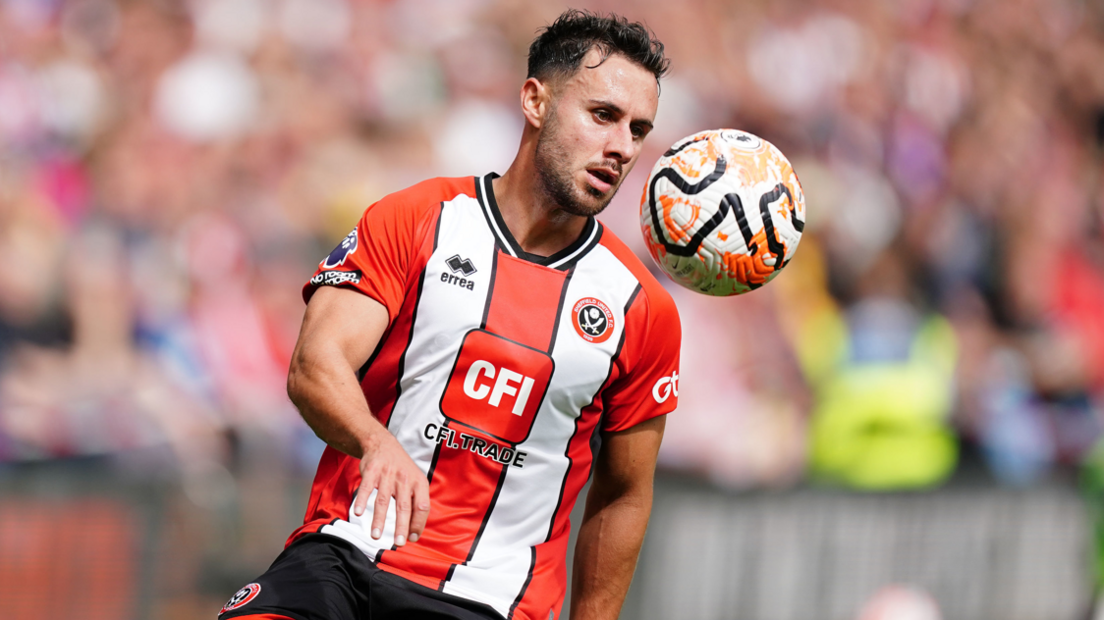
[492,151,588,258]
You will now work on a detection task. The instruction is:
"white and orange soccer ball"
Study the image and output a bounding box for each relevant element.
[640,129,806,296]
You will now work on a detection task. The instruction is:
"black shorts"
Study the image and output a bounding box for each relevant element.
[217,534,505,620]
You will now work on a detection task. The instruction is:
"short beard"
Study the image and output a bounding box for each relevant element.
[534,108,617,218]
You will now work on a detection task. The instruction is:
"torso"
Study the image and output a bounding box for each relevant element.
[293,174,680,620]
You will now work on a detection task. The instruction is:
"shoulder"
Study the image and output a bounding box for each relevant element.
[597,225,680,326]
[384,176,478,206]
[369,176,478,217]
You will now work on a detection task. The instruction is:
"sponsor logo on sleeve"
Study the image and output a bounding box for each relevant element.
[652,371,679,404]
[220,583,261,615]
[310,270,362,286]
[321,227,358,269]
[572,298,614,343]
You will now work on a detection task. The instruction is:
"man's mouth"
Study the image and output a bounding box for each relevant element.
[586,167,619,193]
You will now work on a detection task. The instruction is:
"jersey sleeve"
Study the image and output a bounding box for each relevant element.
[601,286,682,432]
[302,191,437,322]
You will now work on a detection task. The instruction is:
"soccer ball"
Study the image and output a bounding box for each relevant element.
[640,129,806,296]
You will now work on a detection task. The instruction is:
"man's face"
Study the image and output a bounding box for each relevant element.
[534,48,660,217]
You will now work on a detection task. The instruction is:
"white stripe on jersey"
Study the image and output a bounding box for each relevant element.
[323,190,499,559]
[442,244,640,615]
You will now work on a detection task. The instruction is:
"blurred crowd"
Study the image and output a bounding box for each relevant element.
[2,0,1104,493]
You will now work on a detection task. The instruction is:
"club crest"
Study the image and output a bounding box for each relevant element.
[572,298,614,344]
[220,583,261,614]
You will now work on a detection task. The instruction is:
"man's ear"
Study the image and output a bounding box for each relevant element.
[520,77,552,129]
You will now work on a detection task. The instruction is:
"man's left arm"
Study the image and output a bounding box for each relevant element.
[569,414,666,620]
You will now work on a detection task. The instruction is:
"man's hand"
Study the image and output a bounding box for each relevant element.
[355,428,431,546]
[288,286,431,547]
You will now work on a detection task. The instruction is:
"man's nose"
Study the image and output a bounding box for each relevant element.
[605,124,634,163]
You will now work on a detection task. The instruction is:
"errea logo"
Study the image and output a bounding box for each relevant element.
[652,371,679,404]
[441,254,477,290]
[446,254,476,276]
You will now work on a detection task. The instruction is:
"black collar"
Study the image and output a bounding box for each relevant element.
[475,173,603,271]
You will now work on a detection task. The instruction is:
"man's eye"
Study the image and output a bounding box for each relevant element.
[594,110,611,122]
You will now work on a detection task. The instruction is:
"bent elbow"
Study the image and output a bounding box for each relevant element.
[287,352,311,410]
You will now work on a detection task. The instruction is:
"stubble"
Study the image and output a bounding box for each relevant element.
[533,106,618,218]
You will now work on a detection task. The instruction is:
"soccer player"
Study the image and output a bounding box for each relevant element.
[219,10,680,620]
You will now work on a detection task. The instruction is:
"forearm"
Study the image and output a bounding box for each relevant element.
[287,347,385,459]
[569,485,654,620]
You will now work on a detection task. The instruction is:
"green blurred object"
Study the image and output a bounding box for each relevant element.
[1079,439,1104,591]
[806,314,959,490]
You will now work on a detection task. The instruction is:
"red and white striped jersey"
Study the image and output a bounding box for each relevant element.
[290,174,681,620]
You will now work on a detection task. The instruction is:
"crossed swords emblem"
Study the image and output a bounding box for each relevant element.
[579,306,606,335]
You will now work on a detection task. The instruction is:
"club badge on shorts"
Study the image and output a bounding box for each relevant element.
[573,298,614,344]
[220,583,261,615]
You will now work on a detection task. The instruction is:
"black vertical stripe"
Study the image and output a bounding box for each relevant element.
[594,284,641,433]
[357,338,385,383]
[546,267,574,355]
[475,174,511,256]
[359,203,445,381]
[385,204,445,427]
[440,459,512,587]
[424,421,448,483]
[440,565,456,591]
[507,547,538,620]
[463,462,511,563]
[479,249,500,330]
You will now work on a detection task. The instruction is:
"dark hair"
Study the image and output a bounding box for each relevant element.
[527,10,669,85]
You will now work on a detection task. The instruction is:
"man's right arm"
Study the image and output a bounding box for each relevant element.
[286,285,430,547]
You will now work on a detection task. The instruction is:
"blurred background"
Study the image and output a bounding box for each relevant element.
[1,0,1103,618]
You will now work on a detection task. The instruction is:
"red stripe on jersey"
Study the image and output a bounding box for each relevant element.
[483,252,568,350]
[286,447,359,545]
[381,251,569,587]
[379,423,507,586]
[596,234,681,430]
[511,376,617,620]
[512,287,642,620]
[291,180,459,547]
[362,252,434,428]
[224,615,297,620]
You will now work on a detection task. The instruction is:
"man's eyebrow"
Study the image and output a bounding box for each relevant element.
[590,100,654,130]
